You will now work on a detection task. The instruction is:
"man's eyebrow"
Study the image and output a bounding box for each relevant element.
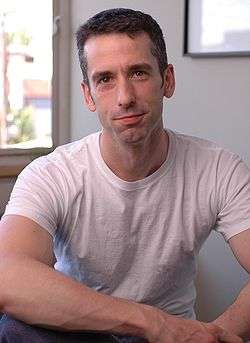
[128,63,153,72]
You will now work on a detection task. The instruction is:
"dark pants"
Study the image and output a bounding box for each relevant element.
[0,315,147,343]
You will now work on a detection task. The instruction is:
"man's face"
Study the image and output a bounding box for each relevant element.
[82,32,175,146]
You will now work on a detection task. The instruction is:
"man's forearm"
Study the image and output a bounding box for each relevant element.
[0,255,244,343]
[213,281,250,341]
[0,254,153,339]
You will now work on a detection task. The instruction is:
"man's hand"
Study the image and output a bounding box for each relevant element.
[141,306,243,343]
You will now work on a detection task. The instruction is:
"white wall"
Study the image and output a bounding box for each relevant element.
[71,0,250,322]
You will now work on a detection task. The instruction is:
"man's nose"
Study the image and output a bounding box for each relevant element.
[117,78,136,109]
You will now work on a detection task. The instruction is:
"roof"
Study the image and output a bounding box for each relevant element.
[23,79,51,98]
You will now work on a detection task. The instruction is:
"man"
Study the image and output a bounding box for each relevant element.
[0,8,249,343]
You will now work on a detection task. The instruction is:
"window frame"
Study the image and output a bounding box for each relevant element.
[0,0,71,179]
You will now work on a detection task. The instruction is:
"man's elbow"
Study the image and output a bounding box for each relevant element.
[0,253,29,313]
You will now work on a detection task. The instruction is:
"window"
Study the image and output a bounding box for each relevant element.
[184,0,250,56]
[0,0,70,177]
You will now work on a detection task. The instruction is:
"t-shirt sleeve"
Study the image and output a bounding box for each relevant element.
[3,157,64,236]
[214,152,250,241]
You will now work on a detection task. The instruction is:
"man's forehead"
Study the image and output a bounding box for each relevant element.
[83,31,152,54]
[83,33,161,84]
[84,33,158,79]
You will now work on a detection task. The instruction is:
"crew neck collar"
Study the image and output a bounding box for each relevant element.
[93,129,176,191]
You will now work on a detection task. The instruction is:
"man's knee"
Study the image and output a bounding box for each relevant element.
[0,315,121,342]
[0,315,146,342]
[0,315,47,342]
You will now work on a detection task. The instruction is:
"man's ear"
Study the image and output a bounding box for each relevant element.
[163,64,175,99]
[81,82,96,112]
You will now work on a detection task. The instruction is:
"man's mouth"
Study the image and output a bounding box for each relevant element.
[114,113,145,125]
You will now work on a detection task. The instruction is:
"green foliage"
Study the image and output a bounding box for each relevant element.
[8,106,35,144]
[6,30,31,46]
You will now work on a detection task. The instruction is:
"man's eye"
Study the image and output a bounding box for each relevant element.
[135,71,144,76]
[132,70,147,79]
[98,76,111,84]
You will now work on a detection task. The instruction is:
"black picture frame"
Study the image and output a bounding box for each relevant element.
[184,0,250,57]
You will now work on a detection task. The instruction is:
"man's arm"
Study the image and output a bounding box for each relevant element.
[0,215,242,343]
[213,229,250,341]
[0,215,148,336]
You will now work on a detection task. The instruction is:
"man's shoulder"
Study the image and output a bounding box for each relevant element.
[172,130,219,150]
[170,130,243,171]
[171,130,236,157]
[51,131,100,161]
[21,131,101,177]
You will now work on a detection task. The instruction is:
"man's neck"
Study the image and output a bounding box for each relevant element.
[99,130,169,182]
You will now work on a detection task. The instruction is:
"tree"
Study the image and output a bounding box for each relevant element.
[8,106,35,144]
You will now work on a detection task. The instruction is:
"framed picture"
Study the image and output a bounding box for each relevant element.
[184,0,250,57]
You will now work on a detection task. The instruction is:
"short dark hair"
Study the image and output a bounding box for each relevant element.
[76,8,168,85]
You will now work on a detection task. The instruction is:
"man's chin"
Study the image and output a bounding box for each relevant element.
[118,128,148,146]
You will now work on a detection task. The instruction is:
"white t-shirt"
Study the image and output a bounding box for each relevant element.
[4,130,250,319]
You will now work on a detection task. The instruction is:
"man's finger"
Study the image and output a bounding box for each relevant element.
[218,329,243,343]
